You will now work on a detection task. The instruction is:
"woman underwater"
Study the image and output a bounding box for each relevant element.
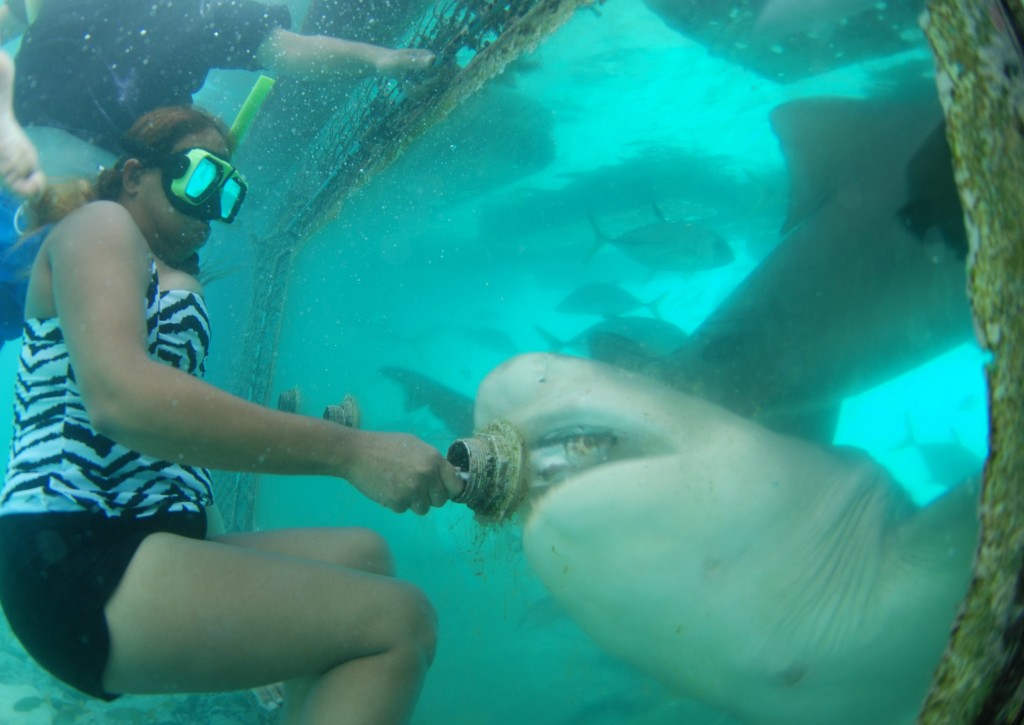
[0,104,463,724]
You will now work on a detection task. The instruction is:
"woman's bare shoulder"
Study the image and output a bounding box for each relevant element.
[42,201,151,289]
[61,199,136,228]
[48,200,144,253]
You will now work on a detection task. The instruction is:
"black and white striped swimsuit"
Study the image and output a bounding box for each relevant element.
[0,259,215,518]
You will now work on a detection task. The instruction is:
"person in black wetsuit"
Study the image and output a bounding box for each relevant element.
[0,0,435,342]
[6,0,434,153]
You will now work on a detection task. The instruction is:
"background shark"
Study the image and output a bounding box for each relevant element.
[646,89,973,443]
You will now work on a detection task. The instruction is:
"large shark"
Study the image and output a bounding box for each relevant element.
[474,352,979,725]
[647,90,974,443]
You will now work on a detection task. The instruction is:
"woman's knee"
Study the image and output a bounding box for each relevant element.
[340,527,394,576]
[386,582,438,666]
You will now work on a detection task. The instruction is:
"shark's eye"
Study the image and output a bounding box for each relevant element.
[531,427,620,487]
[564,432,617,467]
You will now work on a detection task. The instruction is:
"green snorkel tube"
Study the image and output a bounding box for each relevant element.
[228,74,276,154]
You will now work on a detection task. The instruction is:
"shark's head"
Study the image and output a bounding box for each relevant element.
[472,352,975,725]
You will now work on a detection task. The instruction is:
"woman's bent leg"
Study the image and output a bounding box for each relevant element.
[102,531,437,725]
[212,526,398,721]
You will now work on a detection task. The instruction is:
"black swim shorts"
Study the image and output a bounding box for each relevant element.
[0,510,207,700]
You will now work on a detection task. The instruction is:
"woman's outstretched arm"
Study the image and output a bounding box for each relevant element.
[46,202,460,513]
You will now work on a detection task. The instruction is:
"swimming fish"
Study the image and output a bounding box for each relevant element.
[536,316,688,369]
[555,282,665,318]
[587,206,733,272]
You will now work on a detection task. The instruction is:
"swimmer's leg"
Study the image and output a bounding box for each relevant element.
[0,51,44,199]
[103,528,435,725]
[213,527,397,720]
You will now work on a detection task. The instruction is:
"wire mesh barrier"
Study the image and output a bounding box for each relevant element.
[213,0,595,532]
[280,0,594,244]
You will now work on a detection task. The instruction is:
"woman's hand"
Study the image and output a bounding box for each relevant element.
[346,430,464,515]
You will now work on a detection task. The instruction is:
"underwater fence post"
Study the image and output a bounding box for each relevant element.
[210,232,300,533]
[918,0,1024,721]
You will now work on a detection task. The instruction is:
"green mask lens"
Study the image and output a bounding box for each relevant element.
[184,157,219,201]
[221,177,244,218]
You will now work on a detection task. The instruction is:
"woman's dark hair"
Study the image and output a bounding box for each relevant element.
[96,105,231,204]
[28,105,230,229]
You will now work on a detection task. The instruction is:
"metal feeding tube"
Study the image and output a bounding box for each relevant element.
[446,420,529,522]
[314,392,527,521]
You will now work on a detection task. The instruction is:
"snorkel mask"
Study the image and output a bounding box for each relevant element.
[118,140,248,224]
[159,148,247,224]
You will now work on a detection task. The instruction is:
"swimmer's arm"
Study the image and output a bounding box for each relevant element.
[50,204,460,511]
[256,28,434,81]
[0,50,46,199]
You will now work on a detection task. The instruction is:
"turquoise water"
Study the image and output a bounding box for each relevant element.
[0,0,987,723]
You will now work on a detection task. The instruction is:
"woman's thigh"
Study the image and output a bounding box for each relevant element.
[101,531,434,695]
[213,526,395,576]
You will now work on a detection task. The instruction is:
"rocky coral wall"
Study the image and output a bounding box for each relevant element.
[919,1,1024,721]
